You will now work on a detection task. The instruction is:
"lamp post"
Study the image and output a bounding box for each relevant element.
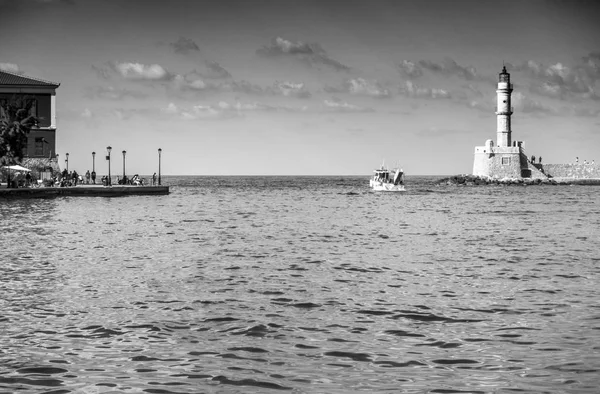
[122,150,126,181]
[106,146,112,186]
[92,152,96,173]
[65,152,69,172]
[158,148,162,186]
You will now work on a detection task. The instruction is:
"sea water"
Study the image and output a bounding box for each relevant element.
[0,176,599,393]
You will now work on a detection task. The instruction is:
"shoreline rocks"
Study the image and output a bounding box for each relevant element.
[436,174,600,186]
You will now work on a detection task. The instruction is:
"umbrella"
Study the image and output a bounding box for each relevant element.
[3,165,31,171]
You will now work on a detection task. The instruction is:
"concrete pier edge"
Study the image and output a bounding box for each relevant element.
[0,184,170,198]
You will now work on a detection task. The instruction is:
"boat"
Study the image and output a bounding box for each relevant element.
[370,164,405,192]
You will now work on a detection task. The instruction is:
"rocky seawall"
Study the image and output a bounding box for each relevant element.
[437,174,600,186]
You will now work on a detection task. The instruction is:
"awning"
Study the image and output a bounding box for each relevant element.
[2,165,32,171]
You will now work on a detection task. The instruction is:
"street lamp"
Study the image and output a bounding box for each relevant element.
[65,152,69,172]
[158,148,162,186]
[122,150,126,181]
[106,146,112,186]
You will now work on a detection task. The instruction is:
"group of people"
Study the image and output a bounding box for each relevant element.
[575,157,595,165]
[530,155,542,164]
[54,169,97,187]
[7,168,160,188]
[115,174,146,186]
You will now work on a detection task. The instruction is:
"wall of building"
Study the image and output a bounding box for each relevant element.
[473,146,523,179]
[473,147,489,177]
[543,164,600,179]
[487,152,522,178]
[24,129,57,159]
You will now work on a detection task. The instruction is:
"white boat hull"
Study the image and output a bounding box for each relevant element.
[370,180,405,192]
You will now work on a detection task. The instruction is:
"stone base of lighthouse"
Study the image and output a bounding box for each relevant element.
[473,140,547,179]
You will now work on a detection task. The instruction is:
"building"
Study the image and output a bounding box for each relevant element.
[472,66,545,179]
[0,70,60,161]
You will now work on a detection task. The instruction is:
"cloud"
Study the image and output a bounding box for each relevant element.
[512,56,599,100]
[272,81,311,98]
[111,108,155,120]
[220,80,264,95]
[418,57,477,80]
[162,103,179,115]
[326,78,391,98]
[581,52,600,80]
[397,60,423,78]
[512,92,557,115]
[84,85,147,100]
[0,63,22,74]
[81,108,93,118]
[170,36,200,55]
[172,77,312,98]
[417,126,469,138]
[161,100,306,120]
[202,61,231,79]
[399,81,451,99]
[567,106,600,117]
[466,99,493,113]
[323,97,374,113]
[171,72,208,91]
[93,61,176,83]
[110,62,173,81]
[257,36,350,72]
[464,83,484,97]
[92,64,111,79]
[219,101,306,113]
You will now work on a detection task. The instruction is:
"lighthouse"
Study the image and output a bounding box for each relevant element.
[472,65,527,179]
[496,66,513,147]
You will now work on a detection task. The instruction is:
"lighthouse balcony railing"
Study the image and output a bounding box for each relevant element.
[495,106,514,113]
[497,82,514,90]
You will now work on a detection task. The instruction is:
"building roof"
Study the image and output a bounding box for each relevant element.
[0,70,60,88]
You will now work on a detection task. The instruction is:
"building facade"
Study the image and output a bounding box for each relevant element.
[0,70,60,160]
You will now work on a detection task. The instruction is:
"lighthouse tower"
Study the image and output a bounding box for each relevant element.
[472,65,526,179]
[496,66,513,147]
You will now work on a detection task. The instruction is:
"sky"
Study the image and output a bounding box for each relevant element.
[1,0,599,175]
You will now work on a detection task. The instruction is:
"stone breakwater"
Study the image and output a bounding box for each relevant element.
[437,174,600,186]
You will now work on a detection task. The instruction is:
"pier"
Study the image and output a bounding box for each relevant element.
[0,184,169,198]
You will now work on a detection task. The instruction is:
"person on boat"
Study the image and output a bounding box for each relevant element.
[394,169,404,185]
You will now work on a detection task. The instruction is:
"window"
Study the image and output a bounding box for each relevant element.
[0,99,6,118]
[35,138,45,156]
[26,99,38,118]
[502,157,510,165]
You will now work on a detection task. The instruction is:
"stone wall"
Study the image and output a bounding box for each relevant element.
[486,152,522,179]
[542,164,600,179]
[473,145,523,179]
